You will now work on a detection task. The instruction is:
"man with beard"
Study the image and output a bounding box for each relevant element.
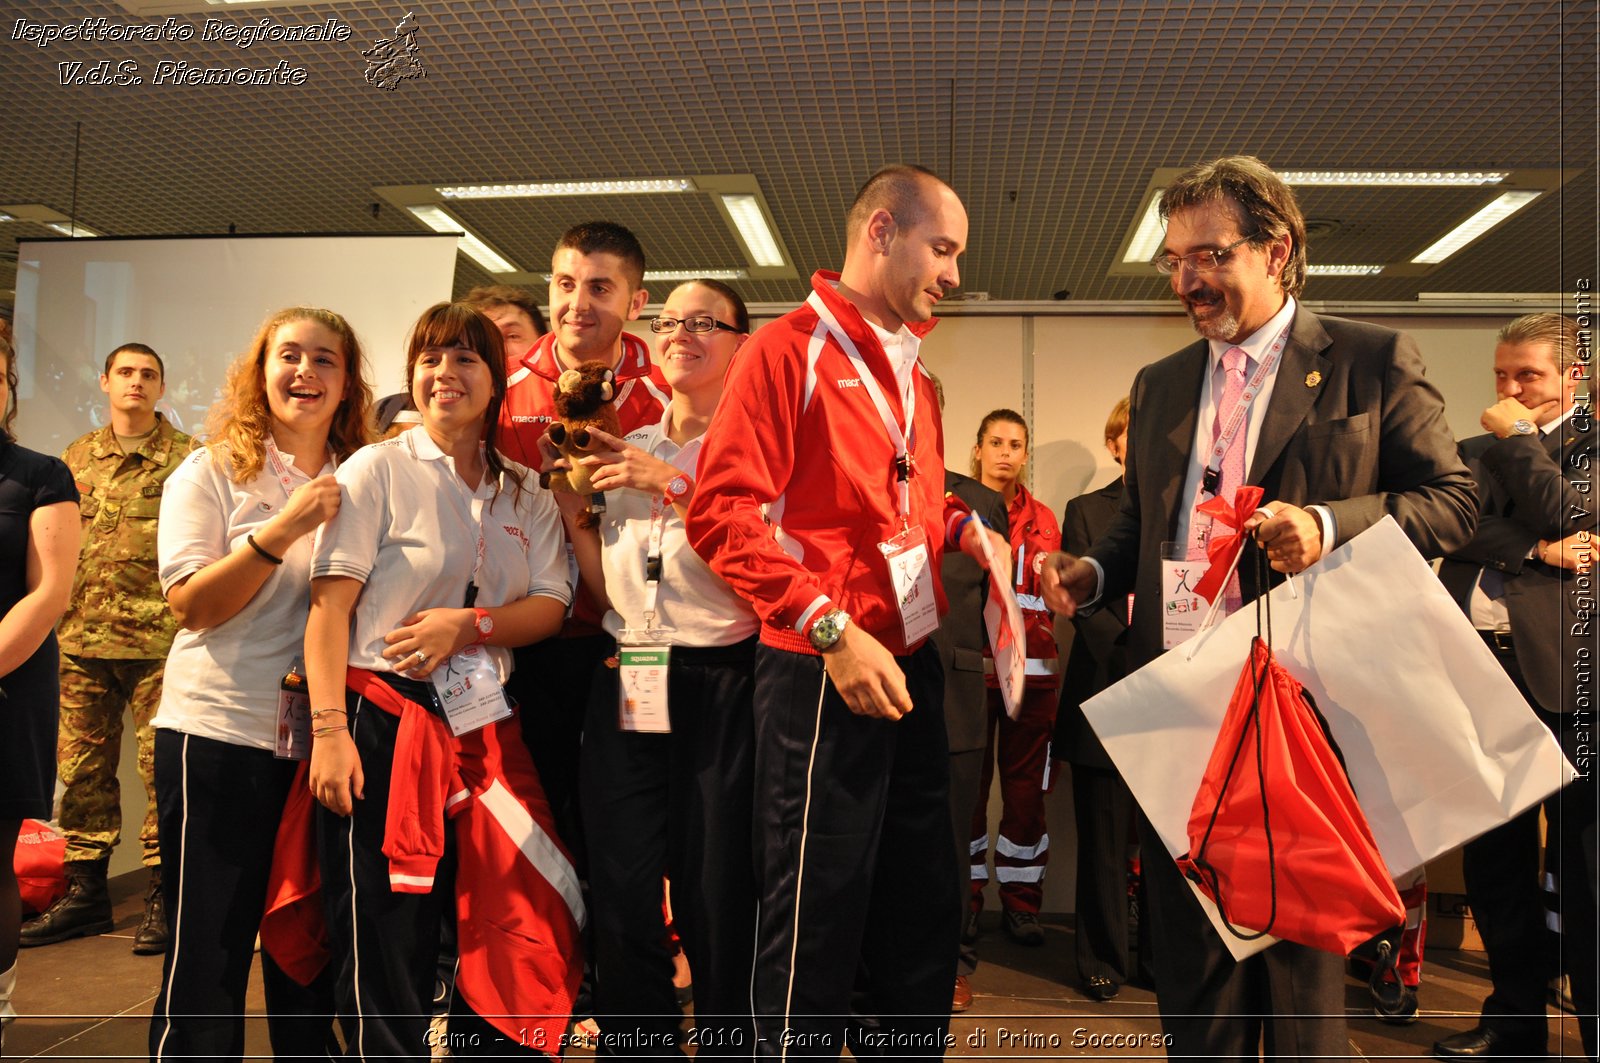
[1039,155,1475,1058]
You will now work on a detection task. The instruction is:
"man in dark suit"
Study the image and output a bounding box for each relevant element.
[1055,397,1153,1003]
[936,466,1008,1012]
[1433,313,1597,1060]
[1040,155,1476,1058]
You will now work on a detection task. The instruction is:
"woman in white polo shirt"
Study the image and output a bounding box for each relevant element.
[148,306,373,1061]
[305,302,572,1057]
[557,279,759,1056]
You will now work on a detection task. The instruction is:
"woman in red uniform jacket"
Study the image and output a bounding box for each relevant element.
[966,409,1061,947]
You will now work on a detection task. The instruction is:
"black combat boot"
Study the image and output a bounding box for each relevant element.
[132,865,168,955]
[20,858,114,946]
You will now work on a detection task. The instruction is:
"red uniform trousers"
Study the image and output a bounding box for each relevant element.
[968,683,1057,914]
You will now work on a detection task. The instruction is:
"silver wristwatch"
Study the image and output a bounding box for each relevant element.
[1511,419,1537,437]
[808,608,850,652]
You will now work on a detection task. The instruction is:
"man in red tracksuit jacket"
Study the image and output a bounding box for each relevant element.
[688,165,1007,1059]
[495,222,671,855]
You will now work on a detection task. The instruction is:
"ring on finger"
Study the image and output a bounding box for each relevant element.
[413,651,429,667]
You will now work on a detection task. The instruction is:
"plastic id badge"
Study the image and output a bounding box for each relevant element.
[881,525,939,646]
[618,646,671,733]
[275,658,310,761]
[1160,541,1206,649]
[430,644,513,737]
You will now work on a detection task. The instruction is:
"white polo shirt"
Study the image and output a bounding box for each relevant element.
[600,407,758,647]
[153,444,333,751]
[312,427,571,683]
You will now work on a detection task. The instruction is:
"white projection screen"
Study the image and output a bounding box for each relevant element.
[11,234,460,455]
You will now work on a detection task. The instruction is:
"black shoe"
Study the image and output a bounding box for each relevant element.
[1002,909,1045,946]
[132,866,168,955]
[1433,1025,1548,1058]
[1084,976,1120,1002]
[1371,978,1418,1024]
[962,904,982,945]
[20,859,113,947]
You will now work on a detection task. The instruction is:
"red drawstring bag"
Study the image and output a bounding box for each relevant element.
[15,819,67,916]
[1175,550,1403,955]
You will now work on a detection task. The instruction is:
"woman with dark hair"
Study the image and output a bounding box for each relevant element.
[0,337,81,1052]
[965,408,1063,949]
[148,306,373,1060]
[556,279,759,1055]
[305,302,577,1057]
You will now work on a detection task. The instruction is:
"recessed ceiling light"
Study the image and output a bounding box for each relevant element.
[1280,171,1509,187]
[406,205,517,273]
[1306,264,1385,276]
[1121,193,1166,264]
[45,221,102,237]
[539,269,749,283]
[437,179,696,199]
[1411,191,1541,264]
[720,194,785,268]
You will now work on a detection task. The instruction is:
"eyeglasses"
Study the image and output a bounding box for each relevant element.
[1152,232,1261,275]
[648,315,741,335]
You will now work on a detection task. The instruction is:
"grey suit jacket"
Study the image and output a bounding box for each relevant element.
[1055,477,1128,769]
[1088,306,1477,668]
[1438,420,1597,734]
[935,470,1009,754]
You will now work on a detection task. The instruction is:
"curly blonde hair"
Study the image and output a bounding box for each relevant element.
[205,307,375,482]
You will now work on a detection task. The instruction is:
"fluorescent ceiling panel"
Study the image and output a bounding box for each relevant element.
[1411,191,1542,264]
[406,205,517,273]
[1280,171,1509,187]
[1121,193,1167,264]
[720,194,785,268]
[1306,264,1385,276]
[438,179,696,199]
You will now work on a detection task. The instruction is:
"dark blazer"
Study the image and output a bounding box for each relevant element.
[936,470,1009,754]
[1437,418,1598,740]
[1054,477,1128,769]
[1088,306,1478,667]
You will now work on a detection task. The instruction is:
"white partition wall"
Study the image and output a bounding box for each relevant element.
[12,234,460,455]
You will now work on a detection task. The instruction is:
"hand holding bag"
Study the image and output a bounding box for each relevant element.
[1174,547,1403,955]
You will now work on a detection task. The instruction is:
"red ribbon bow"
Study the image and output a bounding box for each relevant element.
[1192,485,1265,604]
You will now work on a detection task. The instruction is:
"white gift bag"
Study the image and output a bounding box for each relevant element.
[1084,516,1576,959]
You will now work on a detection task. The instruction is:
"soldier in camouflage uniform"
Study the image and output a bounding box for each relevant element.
[20,343,195,955]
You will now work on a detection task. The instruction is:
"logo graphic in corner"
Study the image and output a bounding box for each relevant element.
[363,12,424,90]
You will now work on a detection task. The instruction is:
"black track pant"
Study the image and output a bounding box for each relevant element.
[750,642,957,1061]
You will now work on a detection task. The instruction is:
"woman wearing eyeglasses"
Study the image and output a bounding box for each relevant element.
[305,302,578,1057]
[551,280,759,1057]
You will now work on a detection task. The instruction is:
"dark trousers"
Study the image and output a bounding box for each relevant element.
[751,641,957,1060]
[318,685,453,1061]
[947,746,982,977]
[511,633,612,867]
[1138,812,1346,1059]
[1070,763,1152,988]
[149,729,337,1062]
[580,639,759,1058]
[1463,637,1599,1057]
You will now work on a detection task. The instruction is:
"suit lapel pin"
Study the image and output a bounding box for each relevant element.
[1304,371,1322,388]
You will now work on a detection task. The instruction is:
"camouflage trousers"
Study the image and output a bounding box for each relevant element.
[56,654,164,866]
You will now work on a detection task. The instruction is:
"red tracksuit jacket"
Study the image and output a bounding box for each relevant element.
[687,270,968,656]
[261,669,584,1056]
[985,483,1062,690]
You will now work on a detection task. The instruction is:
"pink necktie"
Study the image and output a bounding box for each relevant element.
[1190,345,1250,609]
